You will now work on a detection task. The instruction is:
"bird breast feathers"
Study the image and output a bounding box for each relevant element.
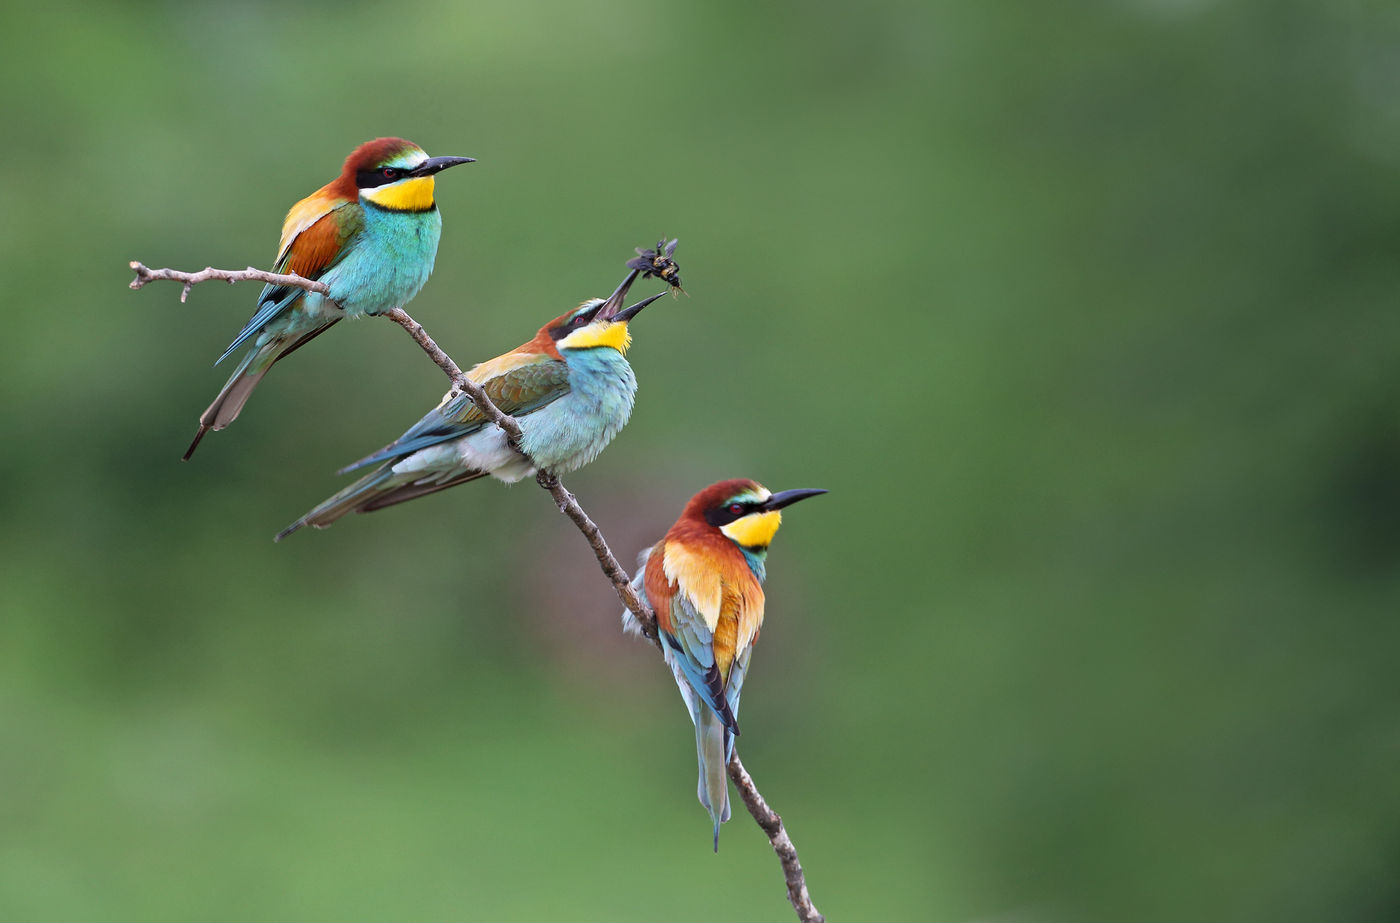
[662,541,765,644]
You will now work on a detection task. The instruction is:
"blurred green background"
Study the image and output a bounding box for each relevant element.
[3,0,1399,919]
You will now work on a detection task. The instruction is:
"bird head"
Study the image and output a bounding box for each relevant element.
[544,269,664,355]
[343,137,474,212]
[684,479,828,551]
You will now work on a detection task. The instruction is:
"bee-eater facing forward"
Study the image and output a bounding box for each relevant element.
[183,137,474,459]
[624,479,826,851]
[274,269,664,540]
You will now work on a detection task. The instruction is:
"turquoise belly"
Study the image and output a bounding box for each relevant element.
[325,205,443,317]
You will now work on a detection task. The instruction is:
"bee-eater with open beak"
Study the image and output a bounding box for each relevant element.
[274,268,664,540]
[183,137,474,459]
[623,479,827,851]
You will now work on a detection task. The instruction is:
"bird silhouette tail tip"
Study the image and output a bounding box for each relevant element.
[696,707,732,852]
[182,425,210,461]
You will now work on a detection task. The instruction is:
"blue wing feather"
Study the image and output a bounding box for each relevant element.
[215,287,305,365]
[664,594,738,732]
[216,198,357,366]
[338,393,485,474]
[339,360,572,473]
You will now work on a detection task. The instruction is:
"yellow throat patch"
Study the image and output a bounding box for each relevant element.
[362,176,436,212]
[558,321,632,353]
[720,510,782,549]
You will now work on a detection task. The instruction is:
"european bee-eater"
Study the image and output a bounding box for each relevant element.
[183,137,474,459]
[623,479,827,851]
[274,269,663,540]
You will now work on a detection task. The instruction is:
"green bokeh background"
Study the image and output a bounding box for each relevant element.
[3,1,1398,920]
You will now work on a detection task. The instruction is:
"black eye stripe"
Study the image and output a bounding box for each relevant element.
[704,500,762,527]
[548,308,601,340]
[355,166,410,189]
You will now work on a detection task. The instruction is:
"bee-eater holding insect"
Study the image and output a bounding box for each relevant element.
[183,137,474,459]
[623,479,827,851]
[274,267,666,540]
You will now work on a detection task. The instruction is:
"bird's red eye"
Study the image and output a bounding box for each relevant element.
[574,315,587,325]
[729,503,744,514]
[382,167,397,178]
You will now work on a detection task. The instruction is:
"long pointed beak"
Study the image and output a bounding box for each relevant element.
[611,292,665,323]
[411,155,475,177]
[596,269,641,320]
[762,488,828,512]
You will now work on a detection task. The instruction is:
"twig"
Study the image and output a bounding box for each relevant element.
[535,471,661,646]
[126,261,493,439]
[128,261,330,303]
[382,307,469,389]
[729,751,825,922]
[129,257,821,921]
[380,307,525,454]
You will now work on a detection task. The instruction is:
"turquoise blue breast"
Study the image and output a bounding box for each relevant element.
[520,348,637,472]
[737,546,768,582]
[324,203,443,316]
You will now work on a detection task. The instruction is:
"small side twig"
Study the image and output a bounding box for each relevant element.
[128,261,330,303]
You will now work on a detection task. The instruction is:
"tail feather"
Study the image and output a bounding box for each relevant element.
[358,470,487,511]
[182,425,210,461]
[695,705,732,852]
[184,346,266,460]
[274,467,488,541]
[275,467,398,541]
[185,320,339,461]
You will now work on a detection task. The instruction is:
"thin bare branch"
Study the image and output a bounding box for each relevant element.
[382,308,469,390]
[535,471,661,647]
[379,307,525,454]
[128,261,330,302]
[125,263,475,402]
[729,751,825,922]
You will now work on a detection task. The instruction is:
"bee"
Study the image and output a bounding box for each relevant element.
[627,238,684,293]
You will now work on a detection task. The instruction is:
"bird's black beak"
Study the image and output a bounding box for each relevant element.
[411,155,475,177]
[762,488,828,512]
[611,292,665,323]
[596,269,641,320]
